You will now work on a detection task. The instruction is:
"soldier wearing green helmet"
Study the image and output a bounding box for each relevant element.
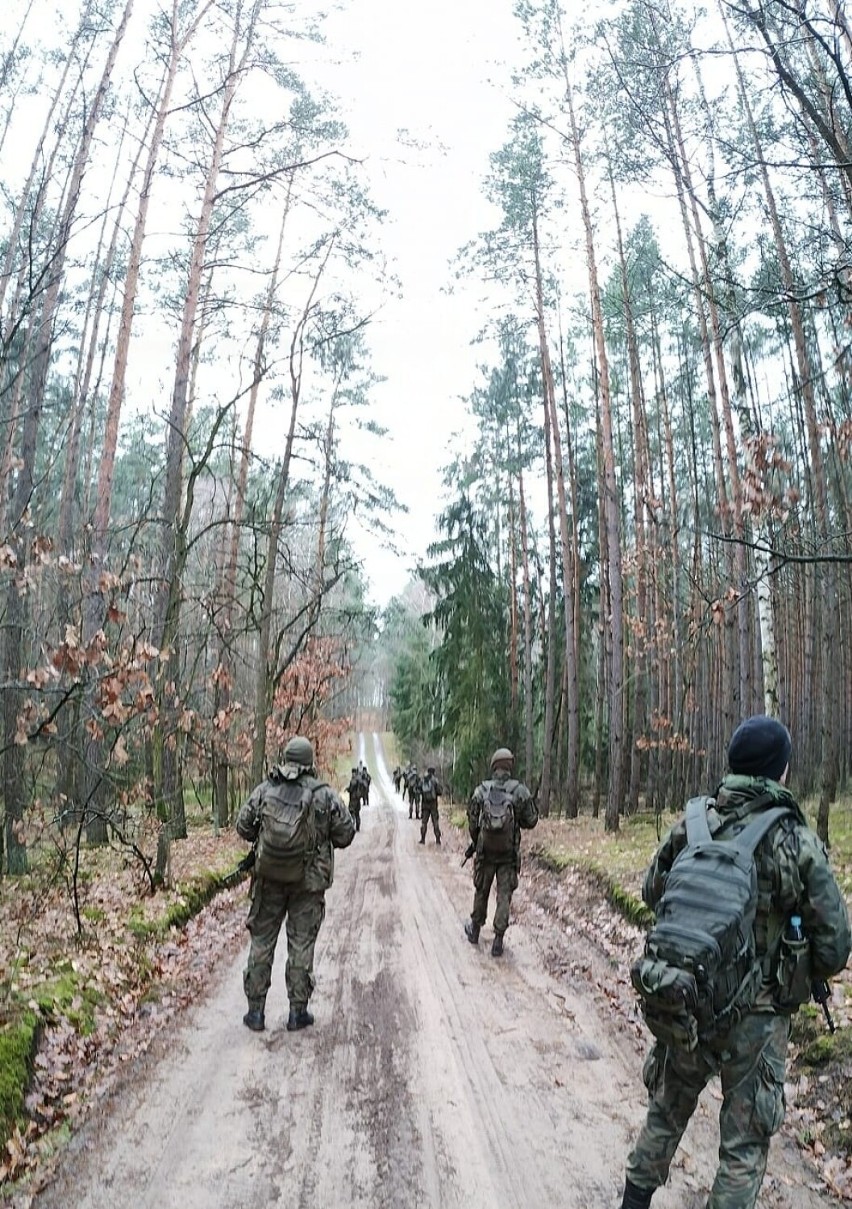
[464,746,538,957]
[235,735,354,1033]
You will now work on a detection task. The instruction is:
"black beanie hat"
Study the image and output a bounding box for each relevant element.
[727,715,792,782]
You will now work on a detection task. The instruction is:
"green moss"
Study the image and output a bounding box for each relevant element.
[36,964,103,1034]
[126,909,153,939]
[791,1003,852,1068]
[533,844,574,873]
[127,870,224,939]
[799,1035,836,1066]
[81,906,105,924]
[0,1012,39,1146]
[533,846,655,929]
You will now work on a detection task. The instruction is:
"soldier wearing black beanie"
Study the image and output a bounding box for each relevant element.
[619,710,850,1209]
[727,715,792,783]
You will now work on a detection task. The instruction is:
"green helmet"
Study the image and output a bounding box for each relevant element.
[490,747,514,770]
[284,736,314,768]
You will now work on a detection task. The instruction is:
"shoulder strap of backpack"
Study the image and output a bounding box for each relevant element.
[684,795,714,846]
[732,803,793,855]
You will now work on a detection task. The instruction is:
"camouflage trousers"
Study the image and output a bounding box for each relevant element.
[243,878,326,1011]
[420,801,440,840]
[471,859,519,935]
[627,1012,790,1208]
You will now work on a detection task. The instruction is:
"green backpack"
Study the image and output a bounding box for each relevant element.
[255,779,325,885]
[479,780,517,858]
[631,795,791,1051]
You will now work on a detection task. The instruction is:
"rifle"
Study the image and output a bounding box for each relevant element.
[461,842,476,867]
[812,978,836,1034]
[220,847,256,888]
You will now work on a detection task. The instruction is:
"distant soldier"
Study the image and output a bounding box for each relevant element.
[357,761,371,806]
[392,766,402,794]
[346,768,363,833]
[419,765,442,845]
[464,747,537,957]
[408,765,421,820]
[401,763,413,805]
[236,736,354,1032]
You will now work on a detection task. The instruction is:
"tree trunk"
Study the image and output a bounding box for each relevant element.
[563,75,625,832]
[154,0,262,874]
[251,234,335,782]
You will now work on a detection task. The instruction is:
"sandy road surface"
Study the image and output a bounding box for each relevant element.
[23,736,834,1209]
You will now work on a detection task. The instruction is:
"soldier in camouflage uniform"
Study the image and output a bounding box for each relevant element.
[464,747,538,957]
[346,768,363,832]
[236,736,355,1034]
[619,716,851,1209]
[408,765,421,820]
[418,765,442,845]
[357,761,371,805]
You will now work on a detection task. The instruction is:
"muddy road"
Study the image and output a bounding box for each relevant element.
[23,736,834,1209]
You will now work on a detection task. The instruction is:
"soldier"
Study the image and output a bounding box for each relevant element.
[392,765,402,794]
[418,765,442,845]
[357,761,371,805]
[408,765,421,820]
[464,747,537,957]
[346,767,363,833]
[618,715,851,1209]
[236,736,355,1033]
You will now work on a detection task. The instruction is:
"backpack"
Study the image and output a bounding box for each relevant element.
[479,780,517,858]
[630,794,791,1052]
[254,778,325,885]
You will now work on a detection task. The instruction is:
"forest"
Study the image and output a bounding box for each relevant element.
[388,0,852,838]
[2,0,852,898]
[4,3,852,1199]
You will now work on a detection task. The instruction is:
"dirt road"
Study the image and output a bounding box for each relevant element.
[22,736,834,1209]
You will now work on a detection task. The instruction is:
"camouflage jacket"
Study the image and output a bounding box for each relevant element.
[236,764,355,893]
[644,775,850,1008]
[467,769,538,864]
[420,774,441,803]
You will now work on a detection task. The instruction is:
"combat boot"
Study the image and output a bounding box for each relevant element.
[491,932,504,957]
[464,919,480,945]
[418,836,425,844]
[286,1005,315,1032]
[619,1179,654,1209]
[243,1005,265,1032]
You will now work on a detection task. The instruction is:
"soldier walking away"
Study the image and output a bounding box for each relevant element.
[408,765,421,820]
[392,765,402,794]
[618,715,851,1209]
[236,736,355,1033]
[419,765,442,845]
[346,767,363,833]
[464,747,538,956]
[357,761,371,805]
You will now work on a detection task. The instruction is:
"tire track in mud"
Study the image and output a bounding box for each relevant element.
[369,732,615,1208]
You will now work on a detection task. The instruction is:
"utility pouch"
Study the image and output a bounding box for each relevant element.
[774,935,812,1010]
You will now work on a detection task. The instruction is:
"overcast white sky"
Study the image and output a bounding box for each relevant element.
[2,0,524,609]
[317,0,524,607]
